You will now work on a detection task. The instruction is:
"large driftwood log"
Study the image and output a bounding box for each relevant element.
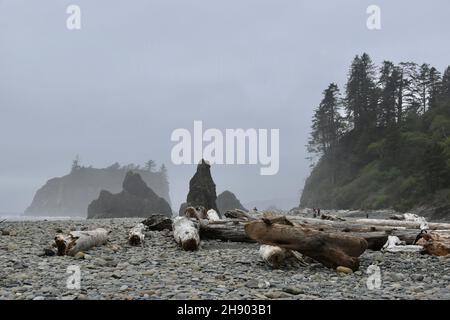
[350,230,419,250]
[128,223,146,246]
[173,216,200,251]
[55,228,108,256]
[197,218,421,250]
[245,219,368,270]
[352,218,450,231]
[199,220,254,242]
[416,231,450,256]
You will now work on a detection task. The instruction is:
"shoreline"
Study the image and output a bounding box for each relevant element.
[1,218,450,300]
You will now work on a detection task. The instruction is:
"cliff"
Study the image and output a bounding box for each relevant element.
[25,165,171,217]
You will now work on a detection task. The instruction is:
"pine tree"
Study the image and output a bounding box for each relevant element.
[428,67,442,109]
[71,155,81,172]
[378,61,399,127]
[345,53,378,131]
[440,66,450,102]
[400,62,421,115]
[308,83,344,155]
[144,160,156,172]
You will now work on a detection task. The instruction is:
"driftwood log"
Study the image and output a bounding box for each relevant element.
[417,231,450,256]
[195,218,420,250]
[382,236,423,253]
[55,228,108,256]
[198,220,254,242]
[259,245,307,269]
[128,223,146,246]
[173,216,200,251]
[245,218,368,270]
[206,209,221,221]
[141,214,173,231]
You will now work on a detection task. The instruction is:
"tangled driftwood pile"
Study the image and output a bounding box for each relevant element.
[50,208,450,272]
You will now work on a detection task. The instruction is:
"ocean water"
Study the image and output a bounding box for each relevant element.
[0,213,85,221]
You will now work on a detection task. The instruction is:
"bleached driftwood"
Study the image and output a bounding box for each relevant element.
[259,245,307,269]
[128,223,146,246]
[173,216,200,251]
[55,228,108,256]
[206,209,220,221]
[403,213,429,230]
[382,235,423,253]
[259,245,290,269]
[352,218,450,231]
[185,206,205,220]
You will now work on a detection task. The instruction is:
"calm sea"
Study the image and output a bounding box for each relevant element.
[0,213,85,221]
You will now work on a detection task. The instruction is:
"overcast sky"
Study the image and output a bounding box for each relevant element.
[1,0,450,213]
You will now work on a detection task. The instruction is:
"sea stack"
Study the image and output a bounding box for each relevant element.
[87,171,172,219]
[180,159,220,217]
[216,190,247,213]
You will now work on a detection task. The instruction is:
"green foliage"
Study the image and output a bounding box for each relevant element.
[302,54,450,212]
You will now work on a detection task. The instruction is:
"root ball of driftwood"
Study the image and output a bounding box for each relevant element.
[173,217,200,251]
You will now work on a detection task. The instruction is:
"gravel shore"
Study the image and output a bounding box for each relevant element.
[1,218,450,300]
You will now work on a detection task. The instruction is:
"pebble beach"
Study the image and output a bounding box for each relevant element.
[1,218,450,300]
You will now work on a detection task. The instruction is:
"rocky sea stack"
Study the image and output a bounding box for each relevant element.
[179,160,219,216]
[87,171,172,219]
[216,190,247,213]
[25,164,170,217]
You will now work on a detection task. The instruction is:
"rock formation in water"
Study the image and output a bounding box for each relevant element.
[87,171,172,219]
[216,190,247,213]
[25,163,171,217]
[179,160,219,216]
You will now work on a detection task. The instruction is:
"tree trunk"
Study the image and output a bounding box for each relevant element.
[55,228,108,256]
[245,220,368,271]
[173,217,200,251]
[417,231,450,256]
[199,220,254,243]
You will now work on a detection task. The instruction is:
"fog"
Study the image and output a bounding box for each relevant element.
[1,0,450,214]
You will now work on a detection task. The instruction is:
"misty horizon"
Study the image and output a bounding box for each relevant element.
[2,0,450,214]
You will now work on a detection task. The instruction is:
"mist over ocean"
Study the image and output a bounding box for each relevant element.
[0,212,84,221]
